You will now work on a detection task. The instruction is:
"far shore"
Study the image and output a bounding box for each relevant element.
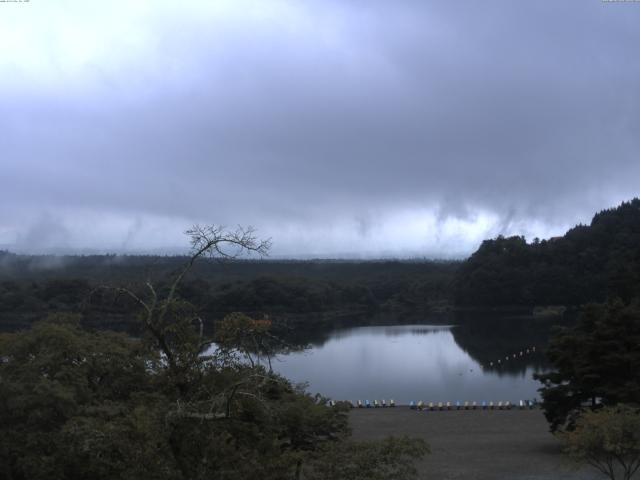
[350,408,606,480]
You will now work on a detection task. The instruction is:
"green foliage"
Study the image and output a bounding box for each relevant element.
[0,319,351,479]
[0,259,458,334]
[1,318,428,480]
[560,405,640,480]
[0,317,166,480]
[454,198,640,306]
[0,225,429,479]
[214,312,272,349]
[536,301,640,431]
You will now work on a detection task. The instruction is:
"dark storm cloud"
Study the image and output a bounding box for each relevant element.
[1,0,639,256]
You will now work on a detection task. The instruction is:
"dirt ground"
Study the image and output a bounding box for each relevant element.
[349,408,607,480]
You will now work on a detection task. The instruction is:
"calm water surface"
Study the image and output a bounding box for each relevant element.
[271,324,547,404]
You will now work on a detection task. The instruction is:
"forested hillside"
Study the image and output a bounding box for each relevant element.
[0,255,457,332]
[454,199,640,307]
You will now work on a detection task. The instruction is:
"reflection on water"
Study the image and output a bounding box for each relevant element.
[272,319,558,404]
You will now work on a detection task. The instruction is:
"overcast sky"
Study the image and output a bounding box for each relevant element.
[1,0,639,258]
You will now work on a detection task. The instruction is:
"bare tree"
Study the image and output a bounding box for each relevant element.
[100,225,270,372]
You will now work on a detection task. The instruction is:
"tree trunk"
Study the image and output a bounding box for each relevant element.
[295,459,303,480]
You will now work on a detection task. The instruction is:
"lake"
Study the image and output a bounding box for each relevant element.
[267,318,556,405]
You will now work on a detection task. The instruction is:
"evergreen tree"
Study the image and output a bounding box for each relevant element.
[536,300,640,431]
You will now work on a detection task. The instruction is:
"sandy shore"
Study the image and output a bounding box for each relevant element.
[349,408,606,480]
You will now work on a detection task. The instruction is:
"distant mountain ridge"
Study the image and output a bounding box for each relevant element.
[453,198,640,307]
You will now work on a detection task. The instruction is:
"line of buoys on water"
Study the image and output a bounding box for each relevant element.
[487,346,537,368]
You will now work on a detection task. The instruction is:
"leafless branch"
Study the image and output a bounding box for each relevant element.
[158,225,270,327]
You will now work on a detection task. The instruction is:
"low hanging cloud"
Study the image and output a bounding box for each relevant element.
[1,0,639,257]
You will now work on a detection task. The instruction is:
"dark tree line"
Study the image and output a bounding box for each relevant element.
[0,257,457,333]
[454,199,640,307]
